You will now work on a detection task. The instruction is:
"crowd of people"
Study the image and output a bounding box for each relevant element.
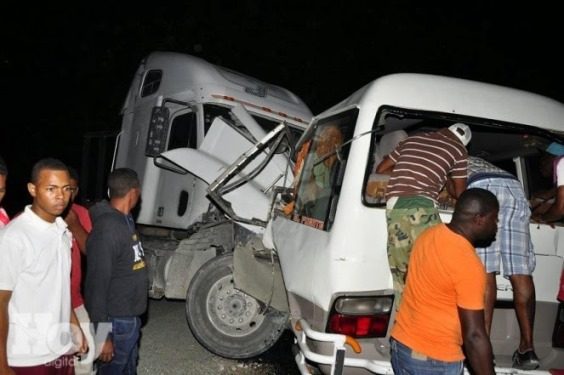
[377,124,564,373]
[1,124,564,374]
[0,157,147,375]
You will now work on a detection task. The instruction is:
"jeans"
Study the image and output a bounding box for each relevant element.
[97,316,141,375]
[390,338,464,375]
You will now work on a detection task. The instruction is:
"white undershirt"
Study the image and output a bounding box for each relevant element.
[0,206,73,366]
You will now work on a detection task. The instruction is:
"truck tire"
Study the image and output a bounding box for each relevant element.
[186,253,288,359]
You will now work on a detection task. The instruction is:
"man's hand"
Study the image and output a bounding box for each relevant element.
[71,324,88,358]
[98,338,114,363]
[70,309,88,359]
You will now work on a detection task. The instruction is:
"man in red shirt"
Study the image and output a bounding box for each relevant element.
[0,156,9,227]
[64,167,94,374]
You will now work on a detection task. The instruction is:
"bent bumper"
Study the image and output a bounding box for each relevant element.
[292,318,551,375]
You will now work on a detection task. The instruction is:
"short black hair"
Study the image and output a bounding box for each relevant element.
[108,168,140,198]
[0,156,7,176]
[30,158,69,183]
[453,188,499,220]
[68,166,80,182]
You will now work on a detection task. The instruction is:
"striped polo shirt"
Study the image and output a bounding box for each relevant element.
[385,128,468,201]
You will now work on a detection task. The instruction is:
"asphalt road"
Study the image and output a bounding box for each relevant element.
[138,298,301,374]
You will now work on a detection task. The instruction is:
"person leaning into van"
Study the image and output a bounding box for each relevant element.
[465,156,539,370]
[390,188,498,375]
[376,123,471,306]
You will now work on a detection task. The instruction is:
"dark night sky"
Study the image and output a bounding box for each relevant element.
[2,2,563,214]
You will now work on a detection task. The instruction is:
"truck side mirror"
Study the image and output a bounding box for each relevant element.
[145,105,170,157]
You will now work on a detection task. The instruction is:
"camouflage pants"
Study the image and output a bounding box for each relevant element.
[386,197,441,308]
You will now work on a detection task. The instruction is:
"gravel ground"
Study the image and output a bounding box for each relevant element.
[138,298,300,374]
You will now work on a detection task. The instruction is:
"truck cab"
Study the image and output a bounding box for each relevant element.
[115,51,312,230]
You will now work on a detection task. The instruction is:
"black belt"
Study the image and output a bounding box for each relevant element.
[468,172,518,185]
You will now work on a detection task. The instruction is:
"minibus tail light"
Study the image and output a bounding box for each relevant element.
[327,296,393,338]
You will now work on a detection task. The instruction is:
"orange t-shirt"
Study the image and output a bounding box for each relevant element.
[391,223,486,362]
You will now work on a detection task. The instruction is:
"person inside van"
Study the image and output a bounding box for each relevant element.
[300,125,344,220]
[532,142,564,223]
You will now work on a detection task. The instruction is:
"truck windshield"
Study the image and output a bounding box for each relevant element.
[203,104,302,140]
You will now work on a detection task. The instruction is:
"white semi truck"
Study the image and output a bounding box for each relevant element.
[179,74,564,374]
[109,51,313,357]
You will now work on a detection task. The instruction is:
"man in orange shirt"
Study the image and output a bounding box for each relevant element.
[391,188,498,375]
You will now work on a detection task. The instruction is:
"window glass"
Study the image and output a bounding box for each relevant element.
[203,104,231,134]
[168,112,197,150]
[141,70,162,97]
[291,109,358,231]
[362,106,561,211]
[203,104,304,141]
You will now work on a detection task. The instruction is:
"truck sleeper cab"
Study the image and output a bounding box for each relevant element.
[267,74,564,374]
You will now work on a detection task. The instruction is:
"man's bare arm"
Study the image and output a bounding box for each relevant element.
[458,307,495,375]
[375,156,395,175]
[449,177,467,199]
[539,186,564,223]
[70,308,88,355]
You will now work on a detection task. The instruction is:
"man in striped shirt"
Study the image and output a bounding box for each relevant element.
[376,123,471,307]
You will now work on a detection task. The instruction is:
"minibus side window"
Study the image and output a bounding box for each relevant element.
[291,109,357,231]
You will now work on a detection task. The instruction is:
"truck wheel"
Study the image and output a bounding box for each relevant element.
[186,253,288,359]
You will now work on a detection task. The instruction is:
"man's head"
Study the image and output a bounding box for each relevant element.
[450,188,499,247]
[68,166,80,202]
[108,168,141,211]
[448,123,472,147]
[0,156,7,205]
[27,158,72,223]
[315,125,344,167]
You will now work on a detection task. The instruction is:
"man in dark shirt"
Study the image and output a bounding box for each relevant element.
[85,168,148,374]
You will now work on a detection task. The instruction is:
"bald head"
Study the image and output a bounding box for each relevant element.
[453,188,499,220]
